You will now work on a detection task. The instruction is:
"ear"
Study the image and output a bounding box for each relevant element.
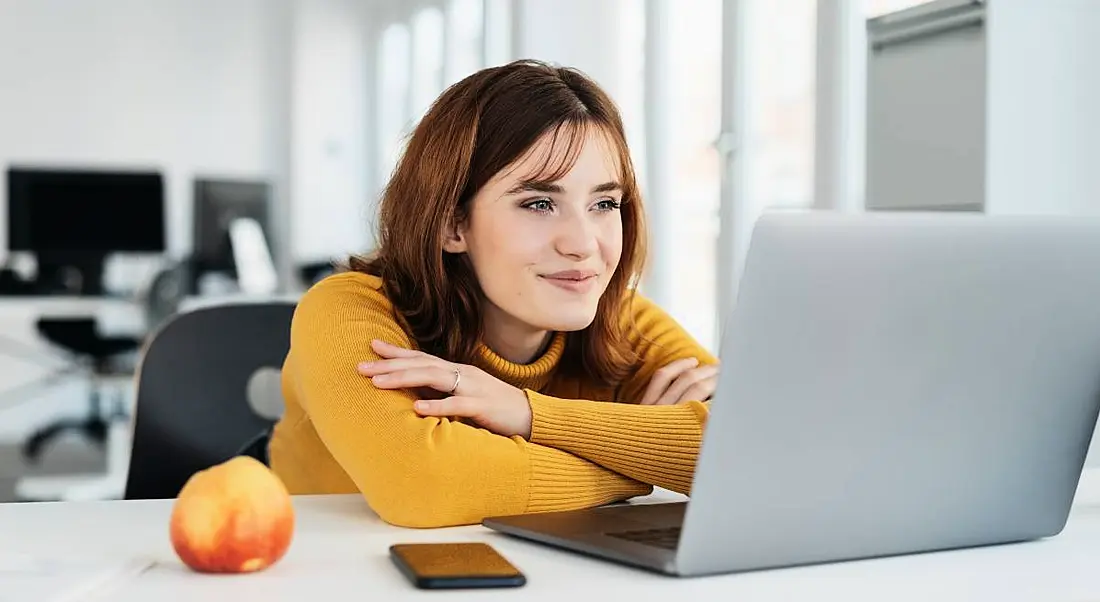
[442,218,468,254]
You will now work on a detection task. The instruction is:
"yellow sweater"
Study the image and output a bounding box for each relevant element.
[269,272,716,528]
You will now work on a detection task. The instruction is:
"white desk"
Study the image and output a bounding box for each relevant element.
[3,474,1100,602]
[0,296,145,341]
[0,293,300,339]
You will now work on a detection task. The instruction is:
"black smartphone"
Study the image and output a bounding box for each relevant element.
[389,542,527,589]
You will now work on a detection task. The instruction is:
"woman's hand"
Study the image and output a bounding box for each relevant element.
[639,357,720,405]
[357,339,534,439]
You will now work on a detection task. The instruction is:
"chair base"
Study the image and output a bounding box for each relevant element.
[15,473,128,502]
[15,418,132,502]
[22,416,108,463]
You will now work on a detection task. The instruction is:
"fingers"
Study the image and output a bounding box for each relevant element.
[655,364,720,406]
[676,374,718,404]
[360,344,470,396]
[640,357,699,405]
[369,366,459,393]
[414,396,479,418]
[370,339,424,359]
[357,357,439,376]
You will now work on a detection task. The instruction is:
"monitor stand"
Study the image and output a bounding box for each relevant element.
[34,252,108,296]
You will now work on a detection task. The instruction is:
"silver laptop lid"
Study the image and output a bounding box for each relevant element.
[677,212,1100,576]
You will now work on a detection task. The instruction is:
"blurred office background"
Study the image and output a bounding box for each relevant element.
[1,0,1097,501]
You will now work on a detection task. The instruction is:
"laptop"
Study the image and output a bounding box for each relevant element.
[483,212,1100,577]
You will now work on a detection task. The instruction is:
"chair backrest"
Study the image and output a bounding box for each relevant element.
[124,301,296,499]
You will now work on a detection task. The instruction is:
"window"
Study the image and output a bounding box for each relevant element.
[747,0,817,213]
[665,0,723,351]
[655,0,816,351]
[411,7,445,123]
[618,0,646,180]
[377,23,412,188]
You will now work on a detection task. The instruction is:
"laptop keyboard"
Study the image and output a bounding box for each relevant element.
[606,526,682,550]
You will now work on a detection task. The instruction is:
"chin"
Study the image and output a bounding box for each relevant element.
[532,305,599,332]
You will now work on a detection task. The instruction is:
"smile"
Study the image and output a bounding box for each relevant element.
[539,273,599,294]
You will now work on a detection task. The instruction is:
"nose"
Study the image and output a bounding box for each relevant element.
[553,209,599,260]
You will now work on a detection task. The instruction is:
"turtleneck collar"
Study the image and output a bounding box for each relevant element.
[471,331,566,392]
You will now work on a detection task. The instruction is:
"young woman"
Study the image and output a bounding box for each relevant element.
[269,60,720,528]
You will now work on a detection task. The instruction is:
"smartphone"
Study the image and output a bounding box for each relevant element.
[389,542,527,589]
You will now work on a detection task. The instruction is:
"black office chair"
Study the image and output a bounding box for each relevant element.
[19,259,193,464]
[22,317,141,462]
[123,301,296,500]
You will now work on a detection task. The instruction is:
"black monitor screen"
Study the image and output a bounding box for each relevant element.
[7,167,166,253]
[192,178,271,273]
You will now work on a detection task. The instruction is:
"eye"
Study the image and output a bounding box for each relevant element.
[522,198,555,214]
[594,198,622,212]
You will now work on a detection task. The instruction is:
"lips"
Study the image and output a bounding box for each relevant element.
[540,271,599,294]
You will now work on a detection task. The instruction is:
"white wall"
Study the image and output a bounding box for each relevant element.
[0,0,291,266]
[0,0,290,440]
[292,0,375,263]
[985,0,1100,217]
[511,0,623,99]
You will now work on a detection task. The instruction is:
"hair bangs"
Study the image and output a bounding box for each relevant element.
[506,118,593,188]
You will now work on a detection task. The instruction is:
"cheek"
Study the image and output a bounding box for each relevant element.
[600,219,624,267]
[465,214,548,283]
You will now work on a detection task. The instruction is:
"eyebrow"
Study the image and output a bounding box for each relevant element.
[505,180,622,195]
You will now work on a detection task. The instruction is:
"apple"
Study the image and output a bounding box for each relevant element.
[169,455,295,573]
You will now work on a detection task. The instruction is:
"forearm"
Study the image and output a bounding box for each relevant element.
[288,276,651,529]
[302,384,651,527]
[526,391,708,494]
[524,443,653,515]
[364,429,651,527]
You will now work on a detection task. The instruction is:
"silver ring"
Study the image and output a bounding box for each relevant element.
[449,368,461,393]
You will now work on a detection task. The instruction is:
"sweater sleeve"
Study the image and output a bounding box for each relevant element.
[287,274,651,528]
[526,294,718,494]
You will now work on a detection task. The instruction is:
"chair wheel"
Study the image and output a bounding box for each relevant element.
[21,419,110,463]
[21,428,55,463]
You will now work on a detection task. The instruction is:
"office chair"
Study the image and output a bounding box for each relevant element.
[18,258,192,465]
[124,301,296,500]
[21,317,140,462]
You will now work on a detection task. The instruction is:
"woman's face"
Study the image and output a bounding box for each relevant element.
[444,128,625,338]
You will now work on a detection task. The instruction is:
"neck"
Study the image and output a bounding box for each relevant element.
[482,311,553,365]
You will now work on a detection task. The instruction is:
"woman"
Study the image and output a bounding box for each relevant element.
[269,60,720,528]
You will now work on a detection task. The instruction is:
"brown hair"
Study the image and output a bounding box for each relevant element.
[349,59,645,385]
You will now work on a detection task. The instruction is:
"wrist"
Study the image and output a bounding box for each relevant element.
[518,388,533,440]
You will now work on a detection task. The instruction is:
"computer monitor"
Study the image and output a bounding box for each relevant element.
[6,166,166,295]
[191,178,273,289]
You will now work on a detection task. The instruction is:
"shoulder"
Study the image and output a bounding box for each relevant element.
[619,291,679,340]
[292,271,403,334]
[618,289,717,365]
[298,271,389,308]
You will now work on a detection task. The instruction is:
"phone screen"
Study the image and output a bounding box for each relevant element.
[389,542,526,589]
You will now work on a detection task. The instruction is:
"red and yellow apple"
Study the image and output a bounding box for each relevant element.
[169,456,295,573]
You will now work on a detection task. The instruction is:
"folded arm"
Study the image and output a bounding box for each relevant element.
[526,294,719,494]
[527,391,708,493]
[289,276,650,528]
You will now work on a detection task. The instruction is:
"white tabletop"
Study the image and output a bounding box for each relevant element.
[3,474,1100,602]
[0,296,144,338]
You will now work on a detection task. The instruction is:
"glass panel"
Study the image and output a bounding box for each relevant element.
[377,23,412,187]
[411,7,445,122]
[748,0,817,211]
[666,0,722,351]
